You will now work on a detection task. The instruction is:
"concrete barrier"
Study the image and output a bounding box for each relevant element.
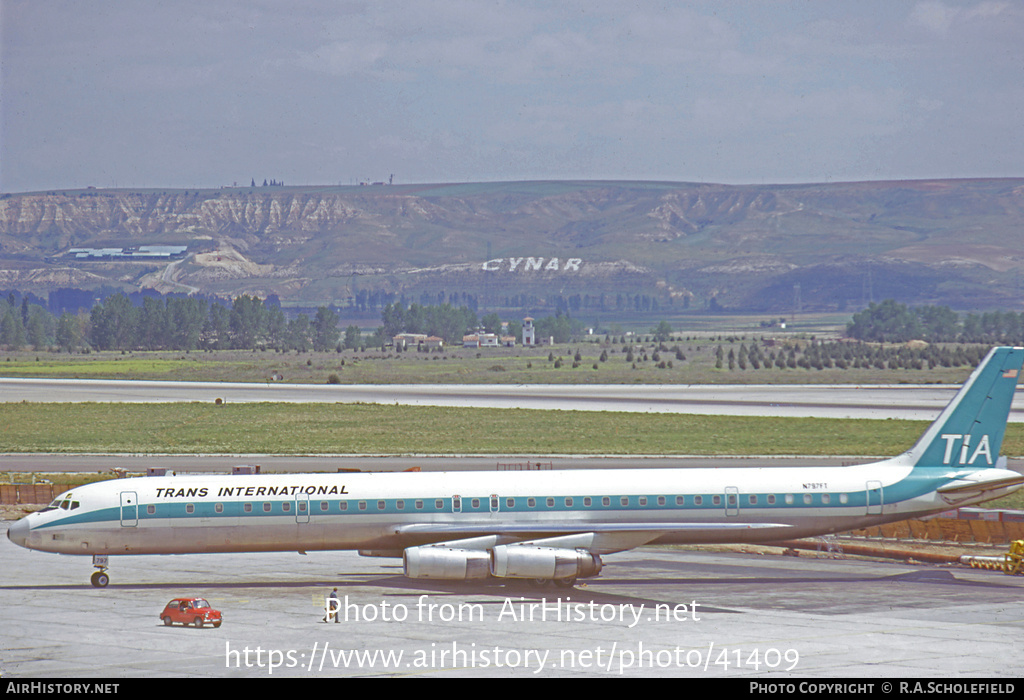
[0,484,72,505]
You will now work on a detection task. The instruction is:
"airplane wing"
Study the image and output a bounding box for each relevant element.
[395,522,791,535]
[395,521,794,554]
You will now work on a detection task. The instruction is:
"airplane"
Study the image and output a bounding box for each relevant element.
[7,346,1024,589]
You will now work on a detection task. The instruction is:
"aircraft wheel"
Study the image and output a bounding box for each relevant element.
[90,571,109,588]
[553,577,577,588]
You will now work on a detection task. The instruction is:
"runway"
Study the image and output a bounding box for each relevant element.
[2,521,1022,678]
[5,376,1024,421]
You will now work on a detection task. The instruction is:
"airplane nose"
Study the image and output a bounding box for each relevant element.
[7,517,29,548]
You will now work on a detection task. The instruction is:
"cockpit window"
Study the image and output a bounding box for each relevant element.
[40,495,80,513]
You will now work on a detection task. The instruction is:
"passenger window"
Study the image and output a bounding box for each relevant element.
[822,494,831,505]
[527,498,536,508]
[584,497,592,507]
[358,501,367,511]
[506,498,515,509]
[602,497,610,507]
[676,496,685,505]
[471,499,480,509]
[377,500,385,511]
[694,496,703,506]
[147,505,156,515]
[839,494,849,504]
[415,500,423,510]
[748,495,757,505]
[621,497,629,506]
[435,500,443,510]
[713,496,721,506]
[339,502,348,511]
[785,494,794,505]
[263,502,272,512]
[186,504,195,514]
[657,496,666,506]
[803,494,812,505]
[244,503,253,513]
[397,500,405,510]
[320,501,329,511]
[767,495,776,505]
[565,497,573,507]
[282,502,291,512]
[546,498,554,508]
[639,496,647,506]
[215,503,224,513]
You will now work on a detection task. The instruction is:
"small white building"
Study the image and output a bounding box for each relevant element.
[522,317,536,346]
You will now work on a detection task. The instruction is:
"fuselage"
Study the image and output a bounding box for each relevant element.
[9,460,1020,557]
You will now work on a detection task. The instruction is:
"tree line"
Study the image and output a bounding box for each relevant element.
[1,293,344,352]
[846,299,1024,344]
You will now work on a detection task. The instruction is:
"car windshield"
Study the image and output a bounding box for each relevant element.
[194,599,210,609]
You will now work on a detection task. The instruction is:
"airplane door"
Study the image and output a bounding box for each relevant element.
[120,491,138,527]
[295,495,310,523]
[725,486,739,517]
[866,481,883,515]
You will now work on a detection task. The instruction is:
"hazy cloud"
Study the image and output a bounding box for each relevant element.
[2,0,1021,191]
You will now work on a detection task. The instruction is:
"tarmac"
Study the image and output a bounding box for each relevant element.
[2,521,1023,678]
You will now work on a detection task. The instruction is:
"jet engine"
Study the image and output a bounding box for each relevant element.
[403,546,491,580]
[490,545,603,580]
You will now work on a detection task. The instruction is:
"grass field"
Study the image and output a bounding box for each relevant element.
[2,402,1022,509]
[0,342,980,385]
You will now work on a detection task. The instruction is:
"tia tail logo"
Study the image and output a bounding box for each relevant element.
[940,434,992,465]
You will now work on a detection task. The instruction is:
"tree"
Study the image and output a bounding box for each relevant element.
[652,320,673,342]
[89,293,138,350]
[344,325,362,350]
[313,306,340,351]
[230,295,266,349]
[846,299,921,342]
[55,312,84,352]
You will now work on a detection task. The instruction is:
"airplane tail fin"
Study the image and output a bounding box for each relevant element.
[901,346,1023,468]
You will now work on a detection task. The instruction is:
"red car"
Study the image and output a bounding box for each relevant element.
[160,598,222,628]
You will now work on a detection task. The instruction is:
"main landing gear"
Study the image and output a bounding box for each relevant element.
[91,555,110,588]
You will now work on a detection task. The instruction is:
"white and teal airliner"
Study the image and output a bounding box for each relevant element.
[8,346,1024,588]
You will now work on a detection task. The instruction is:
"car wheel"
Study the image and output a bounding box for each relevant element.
[193,617,204,628]
[163,616,172,626]
[213,622,221,628]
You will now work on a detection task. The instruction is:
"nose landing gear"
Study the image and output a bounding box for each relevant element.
[91,555,110,588]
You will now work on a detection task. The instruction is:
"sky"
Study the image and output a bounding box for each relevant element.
[1,0,1022,192]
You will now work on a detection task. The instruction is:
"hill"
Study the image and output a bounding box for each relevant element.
[2,179,1023,315]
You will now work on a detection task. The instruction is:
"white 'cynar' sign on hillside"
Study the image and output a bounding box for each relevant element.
[481,257,583,272]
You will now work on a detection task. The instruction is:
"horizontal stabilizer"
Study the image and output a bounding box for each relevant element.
[936,472,1024,499]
